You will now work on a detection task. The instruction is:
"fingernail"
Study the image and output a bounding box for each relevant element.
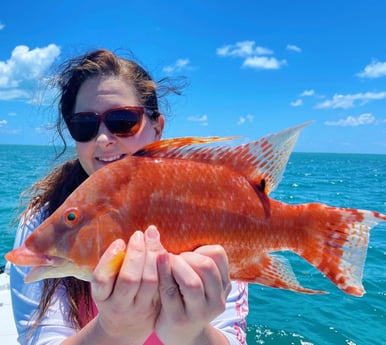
[132,230,144,242]
[111,239,126,253]
[146,225,159,240]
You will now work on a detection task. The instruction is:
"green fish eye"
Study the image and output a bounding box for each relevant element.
[67,212,76,221]
[64,208,81,225]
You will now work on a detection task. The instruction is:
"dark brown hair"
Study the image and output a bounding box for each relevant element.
[24,49,184,330]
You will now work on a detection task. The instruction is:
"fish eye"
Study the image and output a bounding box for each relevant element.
[63,207,81,226]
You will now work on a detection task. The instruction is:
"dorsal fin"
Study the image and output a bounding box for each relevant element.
[134,122,311,194]
[134,136,236,157]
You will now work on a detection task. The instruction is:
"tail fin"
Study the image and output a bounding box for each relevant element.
[297,204,386,296]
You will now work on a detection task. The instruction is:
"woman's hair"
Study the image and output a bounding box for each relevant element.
[54,49,180,156]
[23,49,184,330]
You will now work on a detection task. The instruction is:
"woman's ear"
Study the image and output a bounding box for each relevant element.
[154,114,165,140]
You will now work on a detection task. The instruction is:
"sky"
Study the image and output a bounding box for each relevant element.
[1,0,386,153]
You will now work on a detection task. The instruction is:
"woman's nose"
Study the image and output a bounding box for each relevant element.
[95,122,117,145]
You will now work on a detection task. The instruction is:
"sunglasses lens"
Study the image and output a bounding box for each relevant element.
[68,114,99,142]
[105,109,142,136]
[67,107,145,142]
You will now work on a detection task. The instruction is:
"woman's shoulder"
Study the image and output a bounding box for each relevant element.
[14,205,49,247]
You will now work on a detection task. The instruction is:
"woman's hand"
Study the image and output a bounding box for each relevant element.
[91,226,165,344]
[155,244,232,345]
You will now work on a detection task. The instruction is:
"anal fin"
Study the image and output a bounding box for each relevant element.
[231,253,327,294]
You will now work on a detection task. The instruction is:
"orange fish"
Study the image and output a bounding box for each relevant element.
[6,123,386,296]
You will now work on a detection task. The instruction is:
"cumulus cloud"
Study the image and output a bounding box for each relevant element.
[300,89,315,97]
[315,91,386,109]
[243,56,286,70]
[187,114,208,126]
[290,89,317,107]
[34,125,52,134]
[237,114,254,125]
[324,113,376,126]
[0,89,30,100]
[0,22,5,30]
[0,44,61,101]
[290,99,303,107]
[286,44,301,53]
[216,40,286,70]
[0,119,19,135]
[357,60,386,79]
[163,58,191,73]
[216,41,273,57]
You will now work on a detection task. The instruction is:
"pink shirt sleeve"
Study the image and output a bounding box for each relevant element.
[144,332,163,344]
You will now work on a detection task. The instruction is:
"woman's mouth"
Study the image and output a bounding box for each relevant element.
[96,154,126,162]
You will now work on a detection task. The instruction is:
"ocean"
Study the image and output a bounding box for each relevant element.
[0,145,385,345]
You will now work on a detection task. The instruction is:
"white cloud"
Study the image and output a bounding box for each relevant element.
[291,89,317,106]
[0,127,21,135]
[243,56,286,70]
[324,113,376,127]
[187,114,208,126]
[0,89,30,100]
[216,41,286,71]
[237,114,254,125]
[300,89,315,97]
[35,125,51,134]
[216,41,273,57]
[315,91,386,109]
[290,99,303,107]
[0,44,61,101]
[0,22,5,30]
[163,58,191,73]
[286,44,301,53]
[0,119,21,136]
[357,60,386,79]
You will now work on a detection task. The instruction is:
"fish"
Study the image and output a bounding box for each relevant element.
[5,123,386,296]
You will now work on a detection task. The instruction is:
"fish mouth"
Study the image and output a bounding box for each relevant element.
[5,245,76,282]
[5,245,59,266]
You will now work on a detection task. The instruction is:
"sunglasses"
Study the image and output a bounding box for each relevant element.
[66,106,157,142]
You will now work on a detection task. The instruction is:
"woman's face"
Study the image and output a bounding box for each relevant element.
[73,76,164,176]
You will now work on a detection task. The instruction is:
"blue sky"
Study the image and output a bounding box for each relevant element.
[1,0,386,153]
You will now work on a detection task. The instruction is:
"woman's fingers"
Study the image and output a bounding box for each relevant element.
[92,226,165,307]
[113,231,146,301]
[175,250,227,317]
[157,252,185,318]
[193,245,232,297]
[136,226,165,307]
[155,245,231,344]
[91,227,165,341]
[91,238,126,301]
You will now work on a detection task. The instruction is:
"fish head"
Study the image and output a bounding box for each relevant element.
[6,184,127,283]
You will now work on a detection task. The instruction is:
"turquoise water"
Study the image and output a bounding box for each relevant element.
[0,145,385,344]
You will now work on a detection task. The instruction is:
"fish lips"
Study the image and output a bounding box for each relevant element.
[5,245,70,282]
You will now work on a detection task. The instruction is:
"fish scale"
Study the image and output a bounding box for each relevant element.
[128,158,264,254]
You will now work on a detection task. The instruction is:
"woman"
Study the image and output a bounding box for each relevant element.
[10,49,248,345]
